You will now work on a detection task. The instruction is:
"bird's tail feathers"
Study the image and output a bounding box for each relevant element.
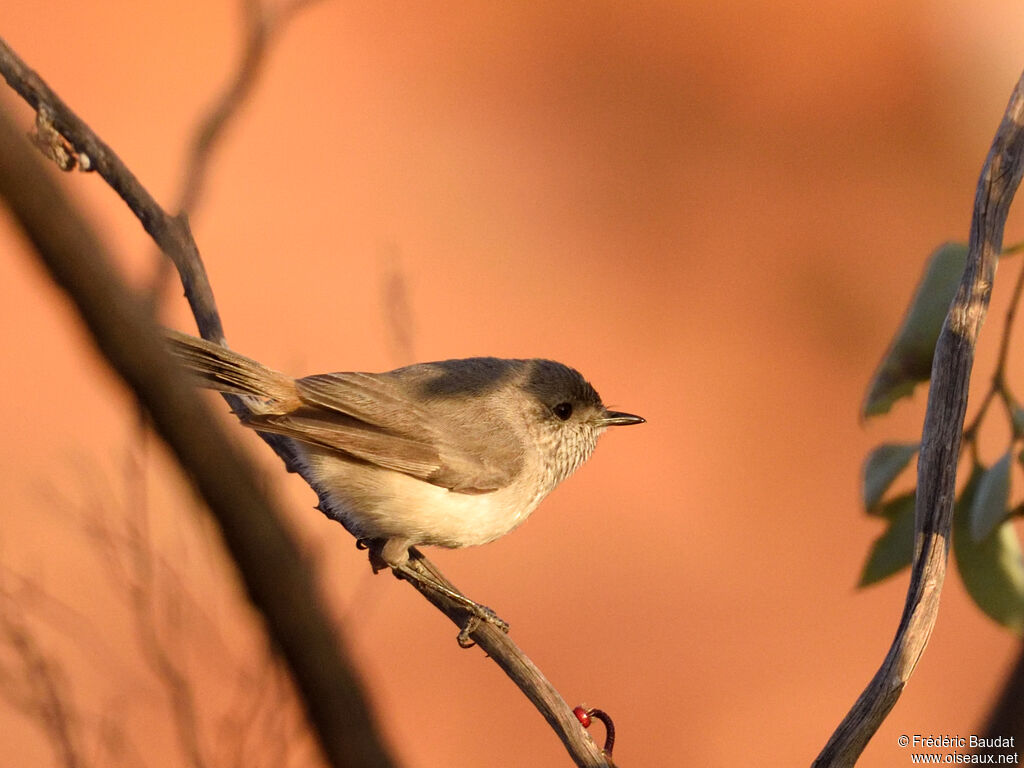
[164,329,299,410]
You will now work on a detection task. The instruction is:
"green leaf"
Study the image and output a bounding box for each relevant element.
[863,443,919,511]
[862,242,968,418]
[859,492,916,586]
[954,465,1024,631]
[970,452,1013,541]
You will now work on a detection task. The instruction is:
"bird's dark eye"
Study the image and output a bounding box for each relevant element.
[553,402,573,420]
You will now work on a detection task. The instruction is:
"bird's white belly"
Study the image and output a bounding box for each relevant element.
[298,448,546,549]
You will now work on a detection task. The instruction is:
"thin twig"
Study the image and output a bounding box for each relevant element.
[963,257,1024,441]
[0,34,611,767]
[148,0,328,304]
[814,70,1024,767]
[178,0,327,217]
[993,258,1024,387]
[0,586,83,768]
[402,552,615,766]
[380,245,417,364]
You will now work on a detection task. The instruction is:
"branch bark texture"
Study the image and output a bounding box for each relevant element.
[814,71,1024,767]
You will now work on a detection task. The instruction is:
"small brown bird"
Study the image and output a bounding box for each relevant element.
[167,330,644,623]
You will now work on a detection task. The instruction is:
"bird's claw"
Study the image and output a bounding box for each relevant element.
[456,606,509,648]
[391,560,510,643]
[457,617,481,647]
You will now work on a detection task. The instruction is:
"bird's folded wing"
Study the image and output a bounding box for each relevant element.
[244,412,441,477]
[289,371,524,491]
[295,373,431,434]
[243,409,520,493]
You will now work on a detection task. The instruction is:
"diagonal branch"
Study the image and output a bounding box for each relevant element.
[0,43,224,343]
[0,34,611,767]
[814,70,1024,767]
[0,99,394,768]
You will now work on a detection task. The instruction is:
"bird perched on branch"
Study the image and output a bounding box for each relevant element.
[166,330,643,627]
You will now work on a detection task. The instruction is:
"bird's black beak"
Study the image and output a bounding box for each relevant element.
[600,410,645,427]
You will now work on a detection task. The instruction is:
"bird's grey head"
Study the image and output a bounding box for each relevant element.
[520,359,644,487]
[405,355,643,491]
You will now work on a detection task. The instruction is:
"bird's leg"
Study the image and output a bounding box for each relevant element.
[358,538,509,636]
[393,560,510,636]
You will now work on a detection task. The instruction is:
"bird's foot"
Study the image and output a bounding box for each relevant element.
[358,539,510,642]
[393,561,510,642]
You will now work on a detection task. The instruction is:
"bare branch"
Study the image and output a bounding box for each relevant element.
[0,93,395,768]
[0,40,225,343]
[177,0,328,218]
[0,34,611,767]
[814,70,1024,767]
[148,0,329,304]
[401,552,614,766]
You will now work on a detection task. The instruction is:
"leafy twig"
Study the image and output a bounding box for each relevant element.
[815,69,1024,766]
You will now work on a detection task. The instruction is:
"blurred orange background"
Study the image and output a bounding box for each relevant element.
[4,1,1024,766]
